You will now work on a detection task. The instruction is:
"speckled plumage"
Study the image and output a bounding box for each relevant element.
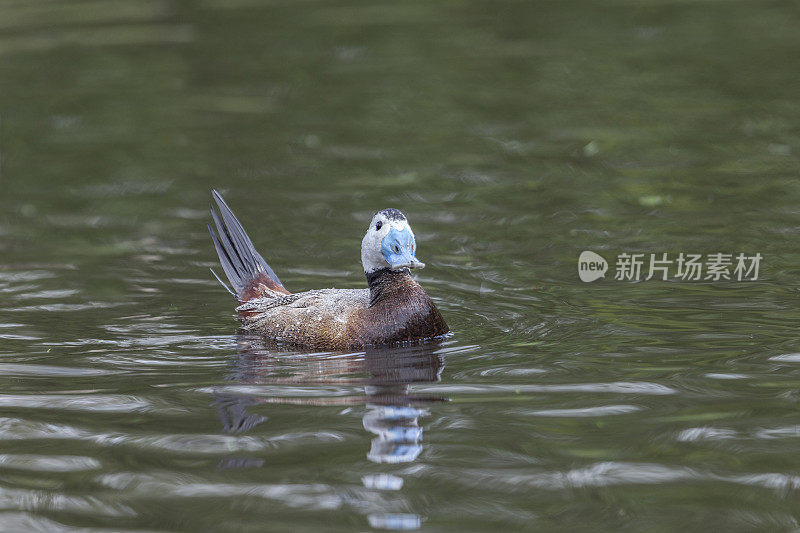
[208,191,449,350]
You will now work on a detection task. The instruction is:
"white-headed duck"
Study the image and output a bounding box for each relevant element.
[208,190,448,350]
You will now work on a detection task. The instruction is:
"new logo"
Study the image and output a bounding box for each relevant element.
[578,251,608,282]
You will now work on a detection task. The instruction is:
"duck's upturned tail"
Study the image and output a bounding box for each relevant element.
[208,190,290,301]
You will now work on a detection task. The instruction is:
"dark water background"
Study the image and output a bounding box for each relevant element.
[2,0,800,530]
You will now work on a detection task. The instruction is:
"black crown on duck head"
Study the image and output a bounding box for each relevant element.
[377,208,407,221]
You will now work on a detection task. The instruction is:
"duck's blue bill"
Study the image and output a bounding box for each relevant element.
[382,227,425,269]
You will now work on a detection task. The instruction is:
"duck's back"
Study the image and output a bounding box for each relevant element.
[237,288,371,348]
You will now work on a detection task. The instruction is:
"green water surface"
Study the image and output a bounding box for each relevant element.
[2,0,800,530]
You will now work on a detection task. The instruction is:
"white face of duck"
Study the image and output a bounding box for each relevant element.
[361,208,425,274]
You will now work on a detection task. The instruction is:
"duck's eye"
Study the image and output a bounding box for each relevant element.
[393,245,400,253]
[375,221,382,231]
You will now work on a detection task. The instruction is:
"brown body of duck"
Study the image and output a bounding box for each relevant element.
[208,191,448,350]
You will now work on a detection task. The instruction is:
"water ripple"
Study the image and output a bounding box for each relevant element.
[95,472,403,514]
[104,431,346,454]
[0,394,152,412]
[522,404,641,417]
[0,488,135,517]
[0,363,122,377]
[414,382,676,395]
[0,454,101,472]
[677,427,737,442]
[769,353,800,363]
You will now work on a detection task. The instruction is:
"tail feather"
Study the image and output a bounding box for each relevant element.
[208,190,289,300]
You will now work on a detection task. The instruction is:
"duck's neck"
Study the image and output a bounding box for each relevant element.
[366,268,415,306]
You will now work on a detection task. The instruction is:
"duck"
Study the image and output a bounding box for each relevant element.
[207,190,449,350]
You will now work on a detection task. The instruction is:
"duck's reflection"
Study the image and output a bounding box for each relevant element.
[359,349,443,464]
[217,336,445,448]
[213,337,446,529]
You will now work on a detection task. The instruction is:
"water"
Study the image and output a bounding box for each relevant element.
[2,0,800,530]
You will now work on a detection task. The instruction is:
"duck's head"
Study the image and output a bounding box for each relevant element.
[361,208,425,274]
